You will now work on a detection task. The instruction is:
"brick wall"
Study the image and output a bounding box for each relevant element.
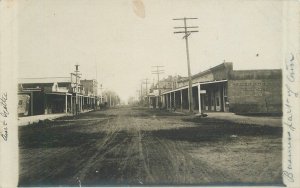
[227,70,282,113]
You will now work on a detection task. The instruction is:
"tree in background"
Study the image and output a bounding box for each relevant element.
[102,90,120,108]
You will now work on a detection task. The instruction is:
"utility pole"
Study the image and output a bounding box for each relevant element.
[140,81,143,104]
[71,64,82,116]
[142,78,149,106]
[109,94,112,107]
[173,17,198,113]
[95,62,98,110]
[99,84,103,103]
[142,78,149,95]
[136,90,140,102]
[152,66,164,109]
[152,66,164,90]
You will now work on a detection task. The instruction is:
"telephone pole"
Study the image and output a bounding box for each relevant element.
[173,17,198,113]
[152,66,164,109]
[140,81,143,104]
[152,66,164,90]
[142,78,149,95]
[142,78,150,106]
[71,64,82,115]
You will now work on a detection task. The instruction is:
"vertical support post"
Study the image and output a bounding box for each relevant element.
[166,94,168,109]
[222,83,226,112]
[78,96,80,112]
[65,93,68,114]
[174,91,176,110]
[79,96,80,112]
[44,93,47,114]
[78,96,80,113]
[198,84,201,114]
[30,92,33,116]
[109,95,111,107]
[80,96,82,112]
[168,93,171,109]
[180,89,183,111]
[71,95,73,114]
[75,94,77,115]
[187,87,189,110]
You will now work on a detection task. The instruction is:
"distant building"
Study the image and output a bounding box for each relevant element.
[148,75,184,109]
[18,77,97,116]
[80,79,98,96]
[160,62,282,114]
[80,79,98,109]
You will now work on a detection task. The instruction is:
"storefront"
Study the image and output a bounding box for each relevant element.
[161,62,282,114]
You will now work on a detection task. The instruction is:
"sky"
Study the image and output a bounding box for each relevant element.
[17,0,284,102]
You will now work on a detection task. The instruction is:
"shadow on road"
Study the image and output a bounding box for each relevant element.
[19,120,106,149]
[149,120,282,143]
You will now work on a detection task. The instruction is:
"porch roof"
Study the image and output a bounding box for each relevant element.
[162,80,227,95]
[18,77,71,84]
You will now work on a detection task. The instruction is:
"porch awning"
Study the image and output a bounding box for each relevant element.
[162,80,227,95]
[45,92,72,96]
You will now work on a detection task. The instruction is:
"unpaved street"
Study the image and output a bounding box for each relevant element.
[19,107,282,186]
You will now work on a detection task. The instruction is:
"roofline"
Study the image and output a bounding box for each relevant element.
[162,80,228,94]
[233,69,282,72]
[18,77,70,80]
[178,62,233,83]
[18,77,72,84]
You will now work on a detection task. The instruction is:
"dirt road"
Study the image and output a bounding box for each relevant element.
[19,107,283,186]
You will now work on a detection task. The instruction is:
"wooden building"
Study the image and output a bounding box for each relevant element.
[160,62,282,114]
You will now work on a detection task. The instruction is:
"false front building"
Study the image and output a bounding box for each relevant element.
[18,77,98,116]
[161,62,282,114]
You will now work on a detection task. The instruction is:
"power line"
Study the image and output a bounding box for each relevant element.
[151,65,165,91]
[142,78,149,95]
[71,64,82,115]
[173,17,198,113]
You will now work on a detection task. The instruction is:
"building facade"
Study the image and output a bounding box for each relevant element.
[18,77,97,116]
[160,62,282,114]
[80,79,98,109]
[148,75,185,109]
